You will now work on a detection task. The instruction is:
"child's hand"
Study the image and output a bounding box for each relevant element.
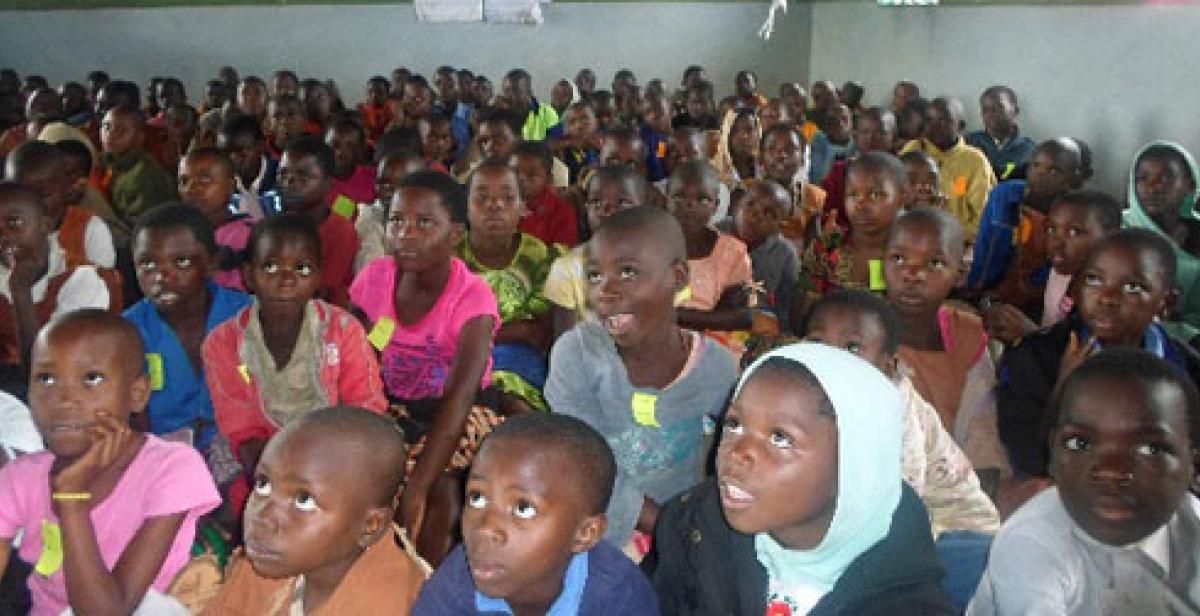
[1057,331,1098,387]
[7,251,47,292]
[51,413,136,495]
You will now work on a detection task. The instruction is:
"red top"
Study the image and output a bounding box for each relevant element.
[318,212,359,307]
[518,186,579,247]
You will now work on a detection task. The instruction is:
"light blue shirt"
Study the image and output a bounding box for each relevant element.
[474,551,589,615]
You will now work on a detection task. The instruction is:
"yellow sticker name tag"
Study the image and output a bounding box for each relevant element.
[868,259,886,291]
[332,195,358,219]
[35,520,64,576]
[632,392,660,428]
[237,364,251,384]
[368,317,396,351]
[146,353,164,391]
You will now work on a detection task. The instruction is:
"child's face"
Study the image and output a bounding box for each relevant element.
[845,168,903,238]
[402,85,433,120]
[133,226,213,317]
[733,185,785,249]
[204,84,225,110]
[1026,147,1079,204]
[904,160,941,207]
[645,97,673,134]
[1134,156,1195,223]
[474,79,494,107]
[463,438,603,611]
[574,70,595,96]
[1051,375,1194,546]
[272,74,299,98]
[1078,243,1169,347]
[593,100,616,132]
[386,186,463,273]
[457,73,476,104]
[584,177,639,231]
[477,122,517,161]
[760,102,790,130]
[246,232,322,306]
[761,131,803,185]
[178,156,235,225]
[564,106,597,140]
[854,114,894,154]
[0,198,50,268]
[366,81,388,106]
[665,133,703,176]
[422,120,455,162]
[244,425,388,581]
[923,103,961,148]
[278,152,332,214]
[586,229,686,349]
[979,92,1016,138]
[237,82,268,119]
[1046,203,1109,277]
[100,110,141,155]
[884,222,961,318]
[469,167,523,241]
[804,309,895,377]
[512,153,550,201]
[326,127,364,179]
[825,104,853,144]
[685,90,712,120]
[729,115,758,158]
[599,137,643,173]
[29,324,148,461]
[716,369,838,549]
[11,163,70,225]
[375,156,423,209]
[268,101,306,147]
[165,108,197,146]
[220,131,263,183]
[305,86,334,121]
[550,81,573,112]
[668,177,718,235]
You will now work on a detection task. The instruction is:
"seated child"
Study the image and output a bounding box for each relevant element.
[657,126,731,222]
[647,342,954,614]
[52,139,130,252]
[203,407,429,614]
[6,140,116,268]
[358,75,394,146]
[545,164,646,340]
[354,149,426,273]
[807,102,854,185]
[279,136,358,306]
[725,179,798,321]
[513,141,578,247]
[971,349,1200,615]
[325,118,376,218]
[422,114,455,173]
[898,97,997,241]
[800,151,907,297]
[641,93,673,182]
[460,161,562,412]
[265,94,306,160]
[100,104,177,229]
[553,101,601,185]
[1123,141,1200,342]
[970,138,1086,329]
[0,309,220,615]
[545,206,738,548]
[204,214,388,508]
[754,124,828,250]
[819,106,899,231]
[454,107,520,181]
[884,207,1009,486]
[997,228,1200,480]
[900,150,948,209]
[668,161,758,341]
[964,86,1036,182]
[0,183,120,378]
[1041,190,1122,328]
[712,108,759,188]
[217,114,280,218]
[349,170,500,562]
[414,413,658,614]
[178,147,253,290]
[124,203,252,452]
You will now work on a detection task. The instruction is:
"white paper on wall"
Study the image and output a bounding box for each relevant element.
[415,0,484,22]
[484,0,544,25]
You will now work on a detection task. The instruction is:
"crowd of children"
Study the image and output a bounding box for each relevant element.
[0,63,1198,615]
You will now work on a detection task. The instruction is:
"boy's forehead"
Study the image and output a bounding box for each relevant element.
[0,196,41,217]
[892,219,960,254]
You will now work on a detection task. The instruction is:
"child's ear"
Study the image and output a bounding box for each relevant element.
[359,506,392,549]
[130,372,152,413]
[1160,286,1180,321]
[672,258,689,294]
[450,221,466,245]
[570,513,606,554]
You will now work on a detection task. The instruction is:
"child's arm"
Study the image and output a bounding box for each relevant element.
[495,313,551,351]
[550,306,577,343]
[677,284,753,331]
[334,312,389,413]
[202,320,273,473]
[399,314,495,541]
[54,414,187,615]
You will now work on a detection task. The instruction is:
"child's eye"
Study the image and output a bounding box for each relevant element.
[34,373,55,386]
[1066,227,1082,238]
[418,217,434,229]
[466,490,487,509]
[768,430,794,449]
[138,261,158,273]
[868,190,885,200]
[83,372,105,386]
[843,342,863,354]
[297,264,315,277]
[1122,281,1147,294]
[174,257,193,269]
[619,266,637,281]
[1082,273,1102,287]
[263,262,280,274]
[1062,435,1090,452]
[512,500,538,519]
[929,259,946,269]
[722,416,743,434]
[294,491,319,512]
[889,254,905,265]
[586,271,603,286]
[1134,442,1170,457]
[252,476,272,496]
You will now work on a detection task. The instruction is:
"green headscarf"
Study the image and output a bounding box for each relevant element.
[1123,141,1200,340]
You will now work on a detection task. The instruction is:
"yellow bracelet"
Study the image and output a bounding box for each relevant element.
[51,492,92,502]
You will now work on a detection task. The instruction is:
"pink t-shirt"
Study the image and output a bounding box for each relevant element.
[0,435,220,616]
[213,217,254,291]
[680,231,754,311]
[330,165,377,207]
[350,256,499,401]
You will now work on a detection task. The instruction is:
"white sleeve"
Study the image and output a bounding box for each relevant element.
[52,266,111,318]
[968,527,1076,616]
[83,217,117,268]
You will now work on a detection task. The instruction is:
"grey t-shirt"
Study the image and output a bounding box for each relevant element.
[545,321,738,546]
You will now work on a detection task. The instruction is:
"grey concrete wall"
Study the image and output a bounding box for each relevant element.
[809,2,1200,194]
[0,2,812,105]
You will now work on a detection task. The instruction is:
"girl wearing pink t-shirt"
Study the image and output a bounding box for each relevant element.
[0,310,219,616]
[350,170,499,563]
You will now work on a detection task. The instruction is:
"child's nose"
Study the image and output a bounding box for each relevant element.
[473,508,507,545]
[1092,450,1134,485]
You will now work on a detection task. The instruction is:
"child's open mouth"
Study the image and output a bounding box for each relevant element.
[602,313,635,337]
[48,421,95,433]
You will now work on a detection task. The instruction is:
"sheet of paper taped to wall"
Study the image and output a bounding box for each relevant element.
[759,0,788,39]
[414,0,484,22]
[485,0,545,24]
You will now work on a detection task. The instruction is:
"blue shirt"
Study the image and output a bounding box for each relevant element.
[965,128,1036,181]
[123,282,252,451]
[476,551,588,615]
[641,125,669,183]
[808,131,854,184]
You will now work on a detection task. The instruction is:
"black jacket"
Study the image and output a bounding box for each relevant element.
[643,478,954,616]
[997,312,1200,477]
